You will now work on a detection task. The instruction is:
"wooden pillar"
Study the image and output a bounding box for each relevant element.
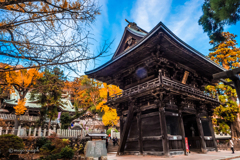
[196,112,207,153]
[159,104,169,156]
[178,109,187,155]
[117,100,135,155]
[137,111,143,154]
[208,113,218,152]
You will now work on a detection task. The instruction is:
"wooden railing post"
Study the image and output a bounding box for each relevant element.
[33,128,37,137]
[28,128,32,136]
[43,128,46,137]
[0,127,2,136]
[17,125,21,136]
[6,127,9,134]
[38,127,41,137]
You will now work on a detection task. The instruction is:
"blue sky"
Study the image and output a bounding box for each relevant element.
[84,0,240,75]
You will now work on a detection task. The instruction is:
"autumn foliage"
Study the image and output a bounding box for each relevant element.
[96,83,121,126]
[5,68,43,90]
[2,68,43,115]
[206,32,240,136]
[14,99,27,115]
[67,75,121,126]
[209,32,240,70]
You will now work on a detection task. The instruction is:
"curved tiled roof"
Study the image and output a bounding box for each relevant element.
[85,22,226,77]
[4,89,75,112]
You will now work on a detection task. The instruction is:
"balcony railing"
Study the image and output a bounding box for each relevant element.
[108,76,218,102]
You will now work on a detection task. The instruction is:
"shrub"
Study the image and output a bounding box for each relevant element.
[106,128,112,135]
[0,134,24,158]
[60,146,74,159]
[39,134,71,159]
[36,137,49,149]
[107,128,118,135]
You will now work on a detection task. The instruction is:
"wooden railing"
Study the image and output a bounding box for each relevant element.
[108,76,218,102]
[0,126,106,138]
[0,114,58,123]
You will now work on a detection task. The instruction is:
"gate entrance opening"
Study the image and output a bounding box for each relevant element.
[183,113,201,151]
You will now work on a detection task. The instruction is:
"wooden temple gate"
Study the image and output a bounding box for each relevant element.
[107,71,218,156]
[86,21,225,156]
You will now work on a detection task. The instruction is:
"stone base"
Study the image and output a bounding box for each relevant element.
[100,156,107,160]
[170,150,184,155]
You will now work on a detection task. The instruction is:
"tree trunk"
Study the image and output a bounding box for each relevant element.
[14,95,26,136]
[48,117,52,131]
[231,117,240,138]
[14,115,20,135]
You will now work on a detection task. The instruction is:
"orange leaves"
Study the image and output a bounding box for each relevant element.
[62,0,68,8]
[207,33,240,134]
[14,99,27,115]
[5,68,43,88]
[209,32,240,70]
[68,75,121,126]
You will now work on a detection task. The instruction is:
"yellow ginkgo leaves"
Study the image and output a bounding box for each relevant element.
[102,109,119,126]
[14,99,27,115]
[97,83,121,126]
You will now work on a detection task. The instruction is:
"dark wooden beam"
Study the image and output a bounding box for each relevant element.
[117,101,135,155]
[137,112,143,154]
[196,112,207,153]
[142,136,162,140]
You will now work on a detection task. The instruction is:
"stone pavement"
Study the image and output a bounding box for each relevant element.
[107,151,240,160]
[107,139,119,153]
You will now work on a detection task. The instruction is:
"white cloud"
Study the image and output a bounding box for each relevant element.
[130,0,211,55]
[165,0,211,55]
[166,0,205,42]
[131,0,172,31]
[67,0,109,78]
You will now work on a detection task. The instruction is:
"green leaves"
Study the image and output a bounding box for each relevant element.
[31,67,66,124]
[199,0,240,42]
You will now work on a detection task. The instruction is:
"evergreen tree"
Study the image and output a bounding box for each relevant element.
[31,67,66,130]
[199,0,240,42]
